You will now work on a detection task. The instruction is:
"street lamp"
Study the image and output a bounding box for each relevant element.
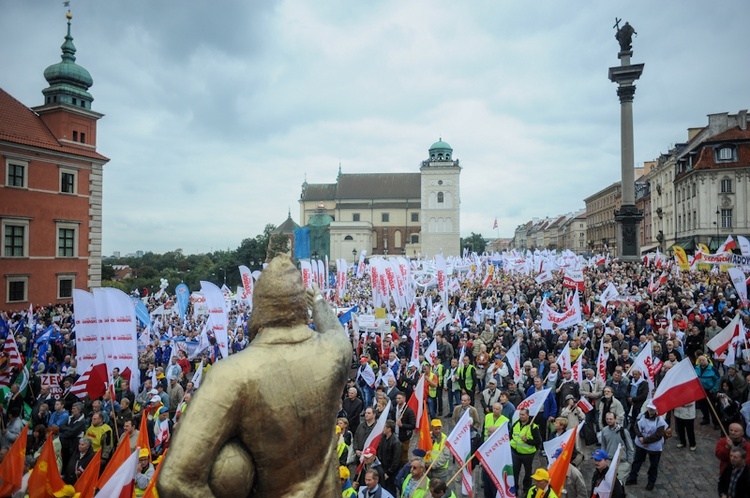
[716,208,720,245]
[219,267,227,286]
[352,248,357,263]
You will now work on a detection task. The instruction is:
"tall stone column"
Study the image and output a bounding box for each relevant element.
[609,25,644,262]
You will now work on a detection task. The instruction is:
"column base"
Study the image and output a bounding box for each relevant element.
[615,204,644,262]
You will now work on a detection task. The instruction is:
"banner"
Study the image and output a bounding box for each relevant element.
[189,292,208,315]
[540,293,582,330]
[73,289,99,376]
[672,246,690,271]
[299,260,313,289]
[562,268,584,291]
[728,267,748,307]
[39,373,64,399]
[238,266,254,310]
[131,297,151,330]
[475,422,515,498]
[175,283,190,319]
[93,288,140,390]
[201,281,229,360]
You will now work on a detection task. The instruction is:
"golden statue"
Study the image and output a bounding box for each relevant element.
[157,256,351,497]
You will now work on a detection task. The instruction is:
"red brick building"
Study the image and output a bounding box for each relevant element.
[0,14,108,309]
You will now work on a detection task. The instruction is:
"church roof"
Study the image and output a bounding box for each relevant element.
[301,173,421,201]
[0,88,108,161]
[273,214,300,234]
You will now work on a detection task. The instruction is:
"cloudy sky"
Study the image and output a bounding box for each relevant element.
[3,1,748,255]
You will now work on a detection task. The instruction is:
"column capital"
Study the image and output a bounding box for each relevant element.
[617,85,637,103]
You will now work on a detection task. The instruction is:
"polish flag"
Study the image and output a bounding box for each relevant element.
[407,375,425,427]
[651,358,705,415]
[516,388,551,418]
[717,235,736,254]
[706,314,742,355]
[577,397,594,414]
[356,400,391,473]
[96,446,139,498]
[596,339,608,385]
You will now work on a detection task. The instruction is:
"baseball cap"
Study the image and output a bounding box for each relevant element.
[430,419,442,428]
[149,395,161,403]
[488,378,498,385]
[363,448,375,458]
[148,389,158,395]
[530,468,550,481]
[646,402,657,411]
[592,449,609,461]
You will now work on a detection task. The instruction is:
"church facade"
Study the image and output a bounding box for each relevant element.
[298,140,461,262]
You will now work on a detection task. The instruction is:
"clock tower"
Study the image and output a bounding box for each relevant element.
[420,139,461,257]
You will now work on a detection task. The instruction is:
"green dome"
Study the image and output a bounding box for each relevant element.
[428,139,453,160]
[429,140,452,152]
[44,61,93,88]
[41,16,94,108]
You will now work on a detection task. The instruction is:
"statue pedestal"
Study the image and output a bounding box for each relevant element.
[615,204,643,262]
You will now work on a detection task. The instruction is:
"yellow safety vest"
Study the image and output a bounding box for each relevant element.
[510,420,538,455]
[427,433,449,470]
[427,372,438,398]
[435,364,444,384]
[483,413,509,438]
[342,486,357,498]
[401,473,430,498]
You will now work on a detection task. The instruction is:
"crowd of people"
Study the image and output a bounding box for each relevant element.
[0,252,749,497]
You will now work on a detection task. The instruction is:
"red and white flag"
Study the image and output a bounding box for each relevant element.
[96,445,139,498]
[600,282,620,308]
[356,400,391,473]
[0,334,23,387]
[424,338,438,366]
[596,338,608,385]
[154,418,171,448]
[70,354,108,400]
[505,340,523,383]
[571,353,583,386]
[629,341,656,394]
[493,218,498,230]
[238,265,254,310]
[476,422,515,498]
[728,268,748,308]
[651,358,705,415]
[717,235,736,254]
[706,313,742,355]
[516,388,551,418]
[557,342,571,375]
[407,375,425,427]
[446,409,474,496]
[577,397,594,414]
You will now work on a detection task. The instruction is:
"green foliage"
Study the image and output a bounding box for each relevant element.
[461,232,487,254]
[108,225,277,295]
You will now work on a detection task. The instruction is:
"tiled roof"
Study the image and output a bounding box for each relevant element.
[301,173,421,201]
[692,126,750,171]
[273,215,300,234]
[336,173,420,199]
[0,88,108,161]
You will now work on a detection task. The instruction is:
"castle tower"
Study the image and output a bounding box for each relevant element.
[420,139,461,257]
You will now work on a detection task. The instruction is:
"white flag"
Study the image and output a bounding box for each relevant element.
[445,409,474,496]
[475,422,515,498]
[593,443,622,498]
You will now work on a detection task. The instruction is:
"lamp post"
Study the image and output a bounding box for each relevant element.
[218,267,227,286]
[715,208,720,248]
[352,248,357,264]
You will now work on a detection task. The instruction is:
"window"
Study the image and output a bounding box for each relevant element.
[721,209,733,229]
[718,147,734,161]
[6,277,27,303]
[58,276,74,299]
[692,184,696,197]
[411,213,419,222]
[693,210,697,229]
[61,171,76,194]
[3,222,27,257]
[57,226,77,257]
[344,235,353,241]
[6,162,26,187]
[80,132,86,144]
[73,131,78,141]
[721,178,732,193]
[352,213,360,222]
[381,213,390,222]
[410,234,419,244]
[437,192,444,203]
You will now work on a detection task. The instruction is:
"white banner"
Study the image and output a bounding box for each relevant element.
[728,267,748,307]
[238,265,254,310]
[201,281,229,360]
[93,288,140,391]
[476,422,515,498]
[73,289,99,376]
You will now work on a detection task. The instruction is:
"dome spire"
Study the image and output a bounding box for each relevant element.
[41,11,94,108]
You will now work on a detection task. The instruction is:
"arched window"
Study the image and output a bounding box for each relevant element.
[344,235,353,241]
[394,230,402,248]
[437,192,444,203]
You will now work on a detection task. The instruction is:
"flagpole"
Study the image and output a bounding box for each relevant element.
[445,454,473,486]
[702,382,729,439]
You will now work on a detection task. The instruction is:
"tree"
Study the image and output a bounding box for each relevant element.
[267,234,290,259]
[461,232,487,254]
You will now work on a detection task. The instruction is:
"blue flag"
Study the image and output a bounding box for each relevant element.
[35,325,56,344]
[175,283,190,320]
[338,306,358,326]
[0,316,8,339]
[131,297,152,329]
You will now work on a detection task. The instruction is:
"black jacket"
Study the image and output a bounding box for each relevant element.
[718,463,750,497]
[63,446,95,484]
[389,404,416,442]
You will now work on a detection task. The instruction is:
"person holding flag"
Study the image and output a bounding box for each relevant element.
[591,448,626,498]
[625,402,668,491]
[510,407,543,495]
[425,419,451,483]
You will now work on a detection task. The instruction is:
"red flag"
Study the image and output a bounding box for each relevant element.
[407,375,425,428]
[142,449,166,498]
[73,449,102,498]
[98,433,132,490]
[356,400,391,474]
[27,436,70,498]
[95,446,139,498]
[493,218,498,230]
[651,358,705,415]
[706,314,742,355]
[70,358,108,400]
[416,401,432,455]
[137,407,152,461]
[0,422,29,495]
[548,425,577,496]
[577,397,593,414]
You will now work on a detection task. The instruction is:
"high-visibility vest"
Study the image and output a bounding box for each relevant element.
[427,372,438,398]
[337,441,348,459]
[427,433,449,470]
[435,364,444,384]
[510,420,538,455]
[458,364,475,391]
[342,486,357,498]
[483,413,509,438]
[402,473,430,498]
[526,485,558,498]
